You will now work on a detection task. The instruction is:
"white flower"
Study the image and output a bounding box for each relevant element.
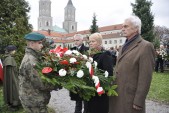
[72,50,80,55]
[97,87,103,93]
[82,55,88,60]
[76,70,84,78]
[94,61,98,69]
[105,71,109,77]
[85,62,91,68]
[64,50,72,55]
[59,69,67,76]
[69,58,77,63]
[88,57,93,63]
[92,75,99,83]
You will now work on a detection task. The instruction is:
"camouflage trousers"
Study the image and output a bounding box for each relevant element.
[22,104,48,113]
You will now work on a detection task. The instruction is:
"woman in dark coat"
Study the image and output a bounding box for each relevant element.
[84,33,114,113]
[3,45,20,110]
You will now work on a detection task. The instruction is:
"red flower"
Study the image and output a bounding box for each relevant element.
[42,67,53,74]
[49,46,68,57]
[60,60,69,65]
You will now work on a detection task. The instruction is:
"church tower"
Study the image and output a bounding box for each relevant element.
[63,0,77,33]
[38,0,52,30]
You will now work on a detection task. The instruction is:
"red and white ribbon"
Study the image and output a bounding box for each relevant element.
[88,62,104,95]
[0,59,3,81]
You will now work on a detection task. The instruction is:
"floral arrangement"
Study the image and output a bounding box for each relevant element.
[35,46,118,101]
[158,48,168,60]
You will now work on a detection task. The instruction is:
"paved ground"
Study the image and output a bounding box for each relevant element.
[49,89,169,113]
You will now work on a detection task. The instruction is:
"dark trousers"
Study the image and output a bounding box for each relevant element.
[155,58,164,72]
[75,101,82,113]
[75,101,88,113]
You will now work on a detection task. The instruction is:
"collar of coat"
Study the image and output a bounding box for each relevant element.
[25,47,43,61]
[117,35,142,62]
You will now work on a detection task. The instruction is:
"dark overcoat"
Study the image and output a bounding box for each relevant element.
[70,43,89,54]
[86,51,114,113]
[109,36,155,113]
[3,54,20,106]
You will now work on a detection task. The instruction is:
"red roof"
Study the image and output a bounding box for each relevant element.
[35,30,63,37]
[34,24,122,38]
[53,33,120,43]
[99,24,122,32]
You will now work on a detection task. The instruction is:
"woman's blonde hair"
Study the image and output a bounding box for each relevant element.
[89,33,102,45]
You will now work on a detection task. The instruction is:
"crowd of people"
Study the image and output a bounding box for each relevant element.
[0,15,161,113]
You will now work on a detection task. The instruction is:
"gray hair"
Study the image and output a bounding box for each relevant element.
[126,15,142,34]
[73,34,83,40]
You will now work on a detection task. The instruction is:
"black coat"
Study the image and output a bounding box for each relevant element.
[70,44,89,101]
[86,51,114,113]
[70,43,89,54]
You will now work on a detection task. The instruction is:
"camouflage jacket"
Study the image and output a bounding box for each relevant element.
[19,47,54,107]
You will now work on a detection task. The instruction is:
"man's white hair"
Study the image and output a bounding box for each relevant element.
[126,15,142,34]
[73,34,83,40]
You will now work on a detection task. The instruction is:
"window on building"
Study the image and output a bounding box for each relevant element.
[109,40,112,44]
[72,26,74,30]
[46,21,49,26]
[120,39,123,43]
[114,40,117,44]
[105,41,107,44]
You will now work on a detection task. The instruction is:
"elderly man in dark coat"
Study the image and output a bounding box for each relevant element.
[3,45,20,111]
[109,15,155,113]
[70,34,89,113]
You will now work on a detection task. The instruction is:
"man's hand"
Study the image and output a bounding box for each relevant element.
[133,104,142,110]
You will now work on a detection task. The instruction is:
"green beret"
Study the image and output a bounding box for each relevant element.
[24,32,45,41]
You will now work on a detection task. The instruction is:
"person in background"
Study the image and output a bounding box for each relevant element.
[165,45,169,67]
[71,34,89,54]
[109,47,117,67]
[109,15,155,113]
[19,32,55,113]
[70,34,89,113]
[114,46,121,57]
[84,33,114,113]
[3,45,20,111]
[155,45,166,73]
[166,45,169,55]
[42,38,55,50]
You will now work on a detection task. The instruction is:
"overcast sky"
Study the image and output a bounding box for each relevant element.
[26,0,169,31]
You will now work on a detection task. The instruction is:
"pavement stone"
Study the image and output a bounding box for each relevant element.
[49,89,169,113]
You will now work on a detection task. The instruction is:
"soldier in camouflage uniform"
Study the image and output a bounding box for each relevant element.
[19,32,55,113]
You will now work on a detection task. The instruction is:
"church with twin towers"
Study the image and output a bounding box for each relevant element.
[37,0,125,50]
[38,0,77,33]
